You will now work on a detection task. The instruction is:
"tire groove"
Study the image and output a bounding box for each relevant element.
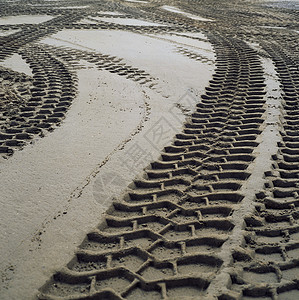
[38,33,266,299]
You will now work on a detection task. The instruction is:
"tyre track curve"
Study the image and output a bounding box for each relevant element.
[219,37,299,300]
[38,32,267,300]
[0,1,298,299]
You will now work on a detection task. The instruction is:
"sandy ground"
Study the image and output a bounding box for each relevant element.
[161,5,214,22]
[0,0,298,299]
[0,53,33,76]
[0,15,54,25]
[0,25,214,299]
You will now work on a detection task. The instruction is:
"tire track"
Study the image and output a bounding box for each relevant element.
[0,39,159,157]
[1,0,298,299]
[0,44,77,157]
[221,39,299,300]
[38,33,267,300]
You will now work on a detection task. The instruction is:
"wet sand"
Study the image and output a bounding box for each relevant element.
[0,0,298,299]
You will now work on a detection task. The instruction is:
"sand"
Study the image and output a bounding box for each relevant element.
[0,15,54,25]
[0,54,33,76]
[0,0,298,299]
[0,29,21,37]
[161,6,214,22]
[90,17,167,26]
[0,25,214,299]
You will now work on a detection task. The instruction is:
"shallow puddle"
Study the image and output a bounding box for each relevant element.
[161,5,213,22]
[0,53,32,76]
[91,16,166,26]
[0,15,54,25]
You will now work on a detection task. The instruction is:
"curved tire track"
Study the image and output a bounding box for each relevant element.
[38,32,268,299]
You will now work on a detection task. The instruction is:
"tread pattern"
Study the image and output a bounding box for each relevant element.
[0,41,158,156]
[0,0,298,299]
[221,35,299,300]
[0,45,77,156]
[38,33,267,299]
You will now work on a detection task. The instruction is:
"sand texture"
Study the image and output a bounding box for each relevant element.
[0,0,299,299]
